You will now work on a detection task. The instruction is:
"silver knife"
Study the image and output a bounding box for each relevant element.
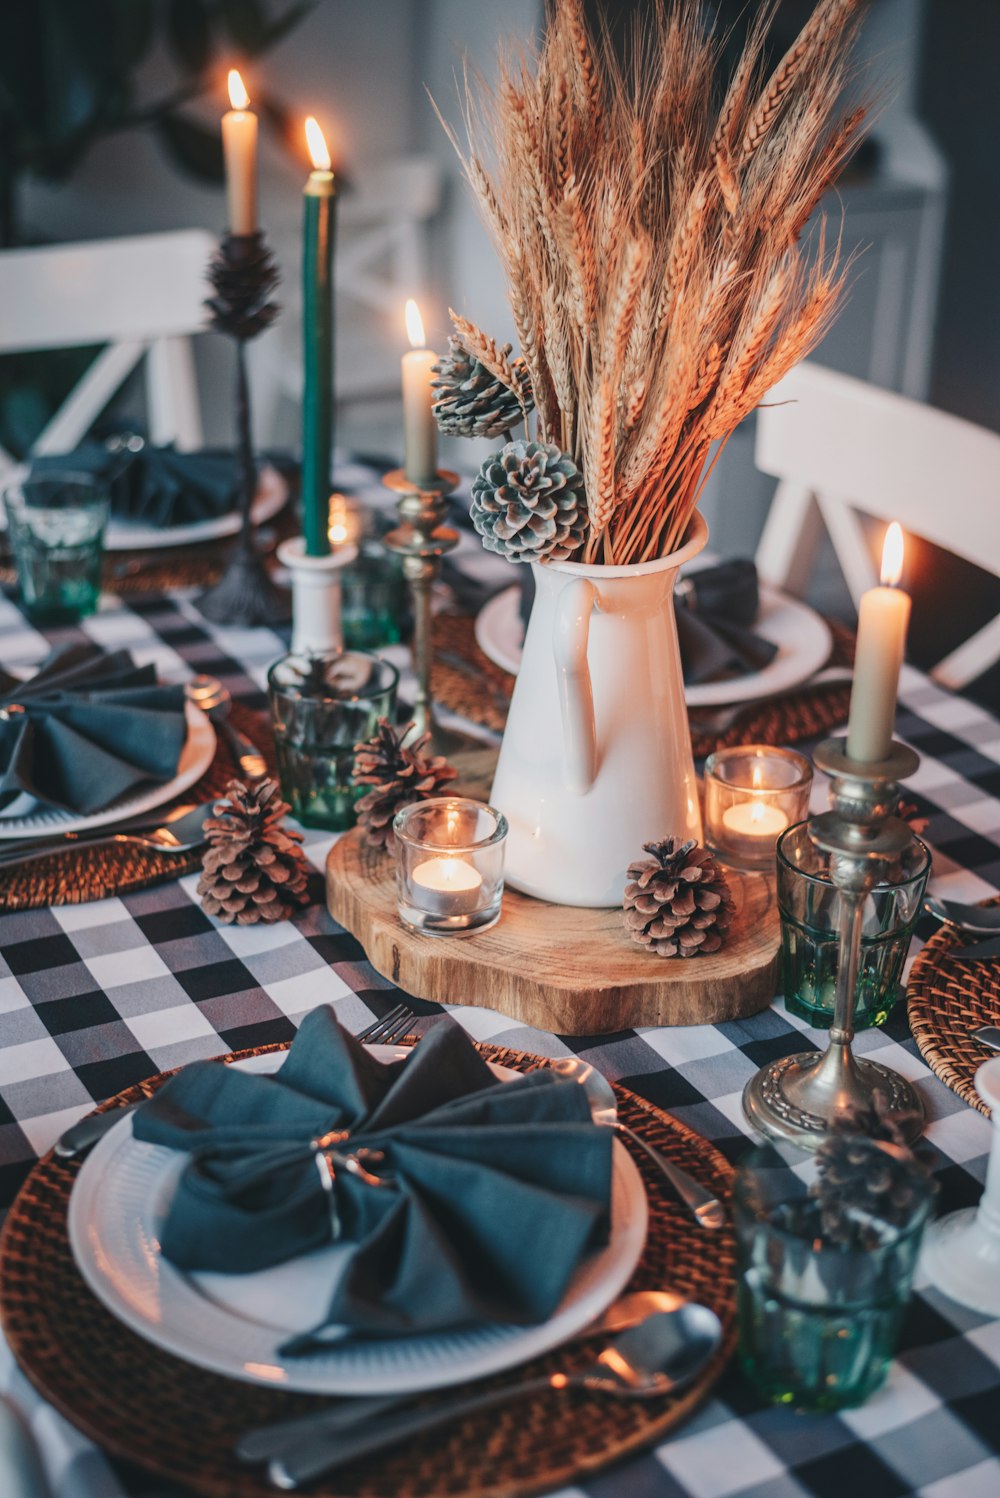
[948,936,1000,961]
[53,1102,139,1159]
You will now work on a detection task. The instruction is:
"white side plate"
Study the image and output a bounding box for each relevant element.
[68,1051,648,1395]
[475,581,833,707]
[0,702,215,836]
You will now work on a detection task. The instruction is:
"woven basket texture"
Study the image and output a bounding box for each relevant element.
[907,899,1000,1116]
[0,1043,736,1498]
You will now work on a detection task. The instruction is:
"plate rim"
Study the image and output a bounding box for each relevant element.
[474,581,833,707]
[0,700,216,837]
[67,1049,649,1396]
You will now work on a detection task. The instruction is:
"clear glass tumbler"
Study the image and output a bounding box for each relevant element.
[394,797,508,935]
[268,651,399,831]
[734,1142,934,1411]
[2,472,109,624]
[776,820,930,1029]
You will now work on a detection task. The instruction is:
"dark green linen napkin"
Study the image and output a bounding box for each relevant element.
[133,1010,614,1347]
[30,444,242,527]
[0,644,186,814]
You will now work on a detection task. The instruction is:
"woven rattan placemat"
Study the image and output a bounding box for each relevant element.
[907,903,1000,1117]
[0,1042,736,1498]
[0,702,274,913]
[432,609,854,753]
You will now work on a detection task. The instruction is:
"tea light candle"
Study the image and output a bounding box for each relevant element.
[328,494,363,547]
[394,796,508,935]
[704,747,812,871]
[411,855,484,916]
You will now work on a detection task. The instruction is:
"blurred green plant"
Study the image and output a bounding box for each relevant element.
[0,0,317,247]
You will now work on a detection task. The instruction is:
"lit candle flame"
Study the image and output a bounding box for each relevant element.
[228,69,250,110]
[880,522,904,587]
[304,116,331,172]
[752,762,763,791]
[405,298,426,349]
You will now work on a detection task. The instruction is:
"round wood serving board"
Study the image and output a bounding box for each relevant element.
[326,827,779,1033]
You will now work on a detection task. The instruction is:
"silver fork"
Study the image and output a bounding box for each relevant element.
[355,1004,418,1045]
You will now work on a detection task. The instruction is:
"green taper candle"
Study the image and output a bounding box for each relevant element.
[301,116,335,556]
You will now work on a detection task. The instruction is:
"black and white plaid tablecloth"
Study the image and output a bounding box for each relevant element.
[1,456,999,1498]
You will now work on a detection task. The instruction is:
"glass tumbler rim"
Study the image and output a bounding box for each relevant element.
[393,795,509,854]
[776,818,932,893]
[704,743,814,796]
[267,648,399,706]
[3,471,109,509]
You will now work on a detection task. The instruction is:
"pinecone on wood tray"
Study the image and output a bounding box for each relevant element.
[353,719,457,853]
[623,837,735,957]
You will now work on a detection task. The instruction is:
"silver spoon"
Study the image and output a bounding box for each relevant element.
[543,1056,726,1230]
[924,896,1000,935]
[236,1288,684,1467]
[185,675,267,779]
[268,1305,723,1489]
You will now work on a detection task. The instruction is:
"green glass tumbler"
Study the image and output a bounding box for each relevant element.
[268,650,399,831]
[776,820,930,1029]
[2,472,109,624]
[734,1143,934,1412]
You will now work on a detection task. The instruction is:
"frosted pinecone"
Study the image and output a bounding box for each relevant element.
[470,441,587,564]
[431,335,533,440]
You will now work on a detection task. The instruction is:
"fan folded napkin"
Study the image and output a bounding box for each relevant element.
[133,1010,613,1349]
[30,443,257,528]
[516,558,778,685]
[0,645,187,815]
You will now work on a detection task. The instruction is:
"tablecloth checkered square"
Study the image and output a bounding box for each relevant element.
[1,456,998,1498]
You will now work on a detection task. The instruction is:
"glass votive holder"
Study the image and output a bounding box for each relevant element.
[394,797,508,936]
[329,497,410,651]
[704,746,813,870]
[2,471,109,624]
[268,650,399,831]
[734,1141,935,1412]
[776,820,931,1030]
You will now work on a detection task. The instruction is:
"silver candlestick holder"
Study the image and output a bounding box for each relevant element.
[382,469,481,757]
[743,735,925,1150]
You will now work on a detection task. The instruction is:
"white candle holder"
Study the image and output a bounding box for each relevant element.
[920,1057,1000,1316]
[394,796,508,936]
[276,536,358,657]
[704,746,813,870]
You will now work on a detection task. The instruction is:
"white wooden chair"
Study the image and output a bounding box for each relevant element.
[754,361,1000,691]
[0,228,216,477]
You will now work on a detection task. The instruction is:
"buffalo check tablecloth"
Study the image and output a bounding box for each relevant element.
[1,456,999,1498]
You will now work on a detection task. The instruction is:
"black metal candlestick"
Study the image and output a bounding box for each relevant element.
[198,231,289,627]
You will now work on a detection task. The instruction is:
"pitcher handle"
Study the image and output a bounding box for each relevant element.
[553,577,598,796]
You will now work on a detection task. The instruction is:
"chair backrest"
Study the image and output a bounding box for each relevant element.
[754,361,1000,690]
[0,228,216,472]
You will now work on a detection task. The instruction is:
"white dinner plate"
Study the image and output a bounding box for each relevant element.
[474,580,833,707]
[68,1050,648,1395]
[0,701,215,837]
[0,464,288,553]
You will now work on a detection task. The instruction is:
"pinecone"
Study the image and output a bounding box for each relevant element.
[204,233,280,341]
[352,719,457,852]
[812,1093,934,1250]
[431,335,534,440]
[470,441,588,564]
[197,778,309,925]
[623,837,735,957]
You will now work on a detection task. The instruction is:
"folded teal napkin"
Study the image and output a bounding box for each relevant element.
[0,645,187,814]
[133,1011,613,1348]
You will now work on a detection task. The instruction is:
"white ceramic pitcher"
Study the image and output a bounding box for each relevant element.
[491,512,708,906]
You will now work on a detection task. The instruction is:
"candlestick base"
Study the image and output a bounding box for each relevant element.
[382,468,484,754]
[743,735,927,1151]
[277,537,358,657]
[197,542,290,628]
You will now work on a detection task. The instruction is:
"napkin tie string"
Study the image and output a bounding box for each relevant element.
[311,1128,395,1240]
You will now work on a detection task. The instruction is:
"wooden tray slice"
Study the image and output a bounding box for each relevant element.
[326,828,779,1033]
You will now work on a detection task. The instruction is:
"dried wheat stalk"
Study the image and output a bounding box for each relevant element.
[440,0,869,565]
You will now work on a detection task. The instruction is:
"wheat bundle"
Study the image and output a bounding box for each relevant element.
[438,0,869,565]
